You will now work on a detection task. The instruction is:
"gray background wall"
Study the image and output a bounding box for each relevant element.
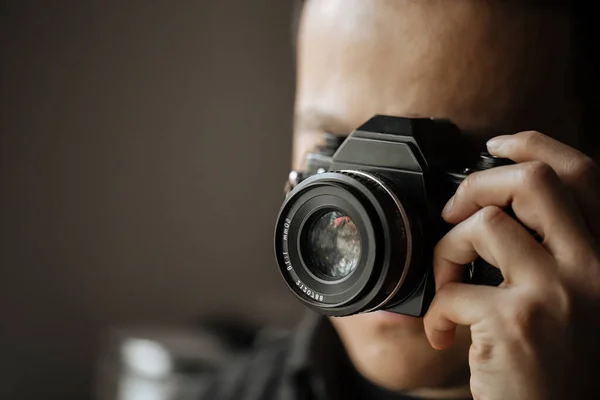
[0,1,302,398]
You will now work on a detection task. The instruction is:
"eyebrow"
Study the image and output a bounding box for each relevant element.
[293,109,355,136]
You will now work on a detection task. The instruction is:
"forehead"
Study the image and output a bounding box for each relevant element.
[295,0,578,141]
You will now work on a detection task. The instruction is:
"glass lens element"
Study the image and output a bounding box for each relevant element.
[306,211,361,279]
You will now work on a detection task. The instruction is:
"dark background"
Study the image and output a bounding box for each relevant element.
[0,1,302,398]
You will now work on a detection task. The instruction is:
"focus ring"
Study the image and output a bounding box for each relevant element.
[335,170,414,311]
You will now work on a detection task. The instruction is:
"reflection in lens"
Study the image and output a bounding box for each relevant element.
[307,211,361,279]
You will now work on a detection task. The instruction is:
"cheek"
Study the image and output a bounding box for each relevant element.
[329,314,384,347]
[330,312,425,340]
[329,314,375,334]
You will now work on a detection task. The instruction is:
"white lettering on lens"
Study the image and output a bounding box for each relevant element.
[283,252,292,271]
[283,219,291,241]
[294,279,324,303]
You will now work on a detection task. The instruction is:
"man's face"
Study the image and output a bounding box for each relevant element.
[293,0,580,392]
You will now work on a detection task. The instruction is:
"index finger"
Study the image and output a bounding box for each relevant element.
[434,206,554,291]
[423,282,500,349]
[487,130,600,238]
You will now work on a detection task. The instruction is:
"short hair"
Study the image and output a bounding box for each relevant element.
[291,1,599,145]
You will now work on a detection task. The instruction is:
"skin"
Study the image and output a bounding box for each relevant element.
[293,1,600,398]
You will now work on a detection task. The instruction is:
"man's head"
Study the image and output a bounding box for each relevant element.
[292,0,596,394]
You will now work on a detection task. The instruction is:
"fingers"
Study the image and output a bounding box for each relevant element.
[434,206,554,291]
[442,161,593,262]
[423,282,501,349]
[486,131,597,185]
[487,130,600,240]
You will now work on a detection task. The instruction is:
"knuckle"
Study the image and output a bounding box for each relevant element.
[517,130,545,147]
[518,161,556,190]
[501,293,545,341]
[436,281,460,299]
[541,280,574,320]
[475,206,506,232]
[469,337,495,364]
[553,282,574,318]
[564,153,598,184]
[456,172,477,198]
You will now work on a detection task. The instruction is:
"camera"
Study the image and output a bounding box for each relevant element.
[274,115,513,318]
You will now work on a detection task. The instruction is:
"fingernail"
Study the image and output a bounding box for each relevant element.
[486,136,508,154]
[442,195,455,216]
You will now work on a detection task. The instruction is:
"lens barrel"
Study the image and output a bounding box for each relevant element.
[274,171,418,317]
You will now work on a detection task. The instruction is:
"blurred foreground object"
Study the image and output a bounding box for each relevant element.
[95,318,288,400]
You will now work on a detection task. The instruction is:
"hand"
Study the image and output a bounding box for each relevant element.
[423,131,600,400]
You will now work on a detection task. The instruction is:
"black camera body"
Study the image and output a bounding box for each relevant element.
[275,115,508,318]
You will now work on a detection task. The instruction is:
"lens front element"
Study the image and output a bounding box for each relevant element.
[306,211,361,280]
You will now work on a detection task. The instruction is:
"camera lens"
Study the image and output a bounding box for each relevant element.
[274,171,418,317]
[305,210,361,280]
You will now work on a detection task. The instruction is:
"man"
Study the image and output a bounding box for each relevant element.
[203,1,600,399]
